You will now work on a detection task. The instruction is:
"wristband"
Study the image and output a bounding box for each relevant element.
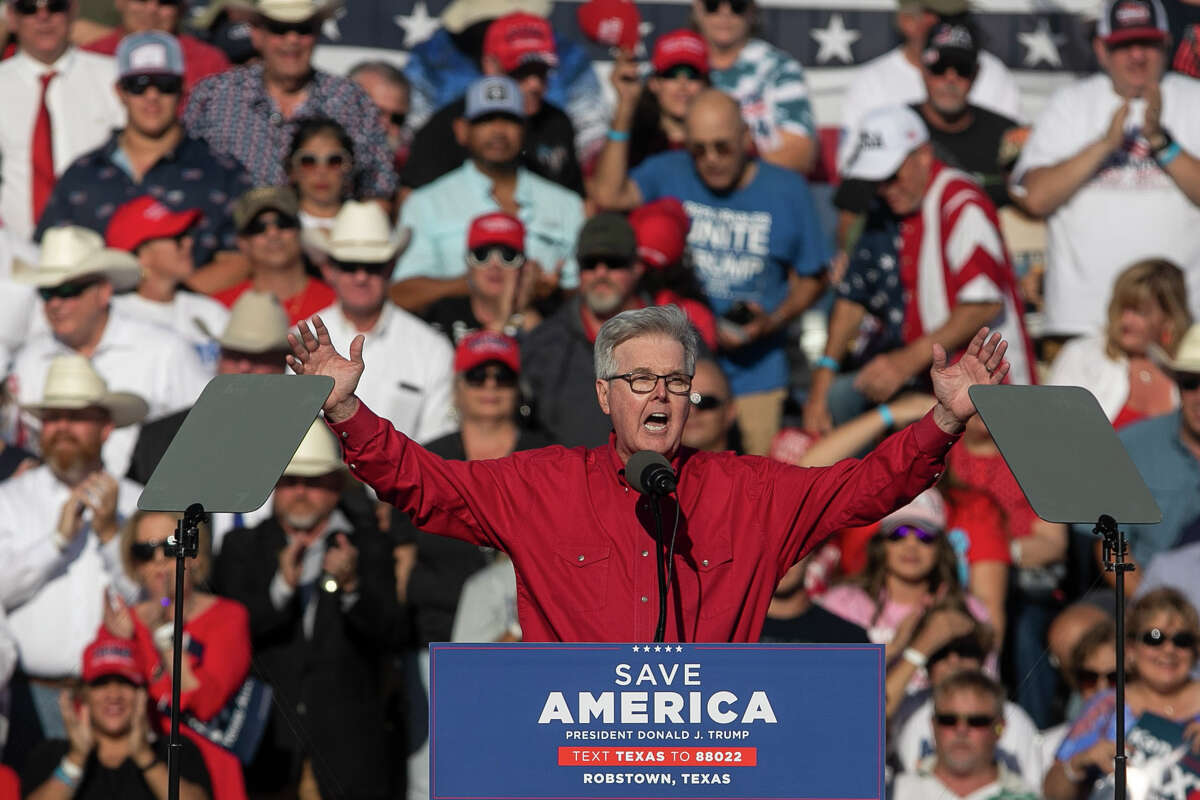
[815,355,839,373]
[1156,141,1182,167]
[59,757,83,781]
[53,765,78,791]
[606,129,630,142]
[902,647,927,668]
[1010,539,1023,567]
[877,404,895,430]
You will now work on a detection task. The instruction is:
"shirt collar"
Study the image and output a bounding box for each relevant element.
[14,46,76,78]
[462,160,532,207]
[603,432,694,490]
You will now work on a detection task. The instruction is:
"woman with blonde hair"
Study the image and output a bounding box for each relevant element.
[1048,259,1192,427]
[103,509,251,800]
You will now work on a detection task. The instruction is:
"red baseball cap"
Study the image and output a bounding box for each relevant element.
[651,30,709,76]
[484,13,558,73]
[468,212,525,252]
[1098,0,1168,45]
[106,196,202,253]
[454,331,522,374]
[82,633,144,686]
[576,0,641,51]
[629,197,690,269]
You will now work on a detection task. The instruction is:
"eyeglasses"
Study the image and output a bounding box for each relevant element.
[119,74,184,96]
[688,139,739,160]
[691,394,725,411]
[259,17,318,36]
[701,0,750,13]
[1139,628,1198,649]
[242,213,299,236]
[657,65,705,81]
[293,151,350,170]
[12,0,70,15]
[884,524,939,544]
[467,245,525,270]
[130,539,171,563]
[1176,373,1200,392]
[927,59,978,80]
[933,713,996,729]
[37,278,102,302]
[608,372,693,395]
[579,256,634,272]
[1074,668,1118,691]
[329,258,390,276]
[462,364,518,387]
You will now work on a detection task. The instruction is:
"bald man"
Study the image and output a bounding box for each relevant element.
[591,89,830,454]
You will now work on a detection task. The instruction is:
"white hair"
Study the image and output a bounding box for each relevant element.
[594,305,699,379]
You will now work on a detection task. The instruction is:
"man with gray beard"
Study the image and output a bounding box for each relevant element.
[523,213,647,447]
[0,355,146,766]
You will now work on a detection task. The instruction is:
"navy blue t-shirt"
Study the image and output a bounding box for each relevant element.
[631,152,830,394]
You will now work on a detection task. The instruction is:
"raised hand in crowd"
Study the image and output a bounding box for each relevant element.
[608,49,644,133]
[60,690,95,767]
[287,316,365,423]
[102,589,135,640]
[56,471,121,546]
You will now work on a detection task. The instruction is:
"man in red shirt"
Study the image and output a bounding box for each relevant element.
[289,304,1010,643]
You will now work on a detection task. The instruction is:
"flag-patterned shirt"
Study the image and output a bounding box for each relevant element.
[711,38,816,156]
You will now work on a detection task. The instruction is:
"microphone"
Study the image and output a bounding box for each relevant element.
[626,450,677,496]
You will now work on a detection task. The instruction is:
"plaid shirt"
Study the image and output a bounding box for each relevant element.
[184,64,398,197]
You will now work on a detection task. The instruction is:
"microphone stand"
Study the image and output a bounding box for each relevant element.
[1094,514,1132,800]
[651,498,667,642]
[164,503,203,800]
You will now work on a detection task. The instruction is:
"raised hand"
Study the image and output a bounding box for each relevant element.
[287,315,364,422]
[60,690,95,766]
[929,327,1009,433]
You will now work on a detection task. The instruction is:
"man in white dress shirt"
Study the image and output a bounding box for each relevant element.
[0,355,145,762]
[305,201,455,443]
[0,0,125,243]
[9,226,212,477]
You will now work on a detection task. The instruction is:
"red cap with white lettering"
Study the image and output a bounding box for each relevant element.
[106,196,202,253]
[468,212,525,252]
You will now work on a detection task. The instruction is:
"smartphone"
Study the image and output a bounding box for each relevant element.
[722,301,756,326]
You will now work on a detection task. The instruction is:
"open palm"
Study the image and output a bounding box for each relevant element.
[930,327,1009,424]
[287,315,365,420]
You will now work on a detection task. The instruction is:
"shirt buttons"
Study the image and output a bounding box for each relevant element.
[641,550,649,557]
[349,463,357,471]
[577,554,585,562]
[702,559,709,567]
[640,596,648,603]
[341,431,349,438]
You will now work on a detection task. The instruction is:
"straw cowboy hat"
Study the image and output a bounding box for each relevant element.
[12,227,142,291]
[1157,322,1200,375]
[301,201,410,264]
[225,0,343,23]
[441,0,551,34]
[283,419,345,477]
[22,355,149,428]
[197,290,292,353]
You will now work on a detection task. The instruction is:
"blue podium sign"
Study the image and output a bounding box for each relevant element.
[429,643,885,800]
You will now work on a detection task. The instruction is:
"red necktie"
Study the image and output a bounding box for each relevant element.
[31,70,57,225]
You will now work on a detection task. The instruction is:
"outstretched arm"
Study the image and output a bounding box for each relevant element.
[928,327,1009,434]
[287,315,365,423]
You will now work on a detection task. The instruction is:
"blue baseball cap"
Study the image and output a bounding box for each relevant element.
[464,75,524,122]
[116,31,185,79]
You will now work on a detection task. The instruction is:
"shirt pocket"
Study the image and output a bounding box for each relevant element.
[693,537,737,621]
[554,540,612,612]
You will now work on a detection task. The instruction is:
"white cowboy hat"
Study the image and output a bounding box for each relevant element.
[12,226,142,292]
[283,419,345,477]
[1155,322,1200,375]
[301,201,411,265]
[22,354,149,428]
[196,290,291,353]
[440,0,550,33]
[227,0,343,23]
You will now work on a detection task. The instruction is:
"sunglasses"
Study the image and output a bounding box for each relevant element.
[933,713,996,729]
[657,65,705,81]
[130,539,171,563]
[579,256,634,272]
[692,394,725,411]
[259,17,318,36]
[12,0,69,14]
[1176,373,1200,392]
[927,59,978,79]
[329,258,390,276]
[688,139,739,160]
[885,524,939,544]
[242,213,299,236]
[462,364,518,387]
[509,62,550,82]
[119,74,184,96]
[701,0,750,13]
[293,151,350,170]
[387,111,406,128]
[38,278,102,302]
[467,245,525,270]
[1140,628,1198,649]
[1074,668,1118,690]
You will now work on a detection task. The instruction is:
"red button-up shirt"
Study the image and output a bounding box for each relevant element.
[329,404,958,643]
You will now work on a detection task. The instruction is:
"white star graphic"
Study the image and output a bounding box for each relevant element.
[321,6,345,41]
[635,20,654,59]
[394,1,441,50]
[810,13,860,65]
[1018,18,1066,68]
[675,646,683,652]
[632,645,640,652]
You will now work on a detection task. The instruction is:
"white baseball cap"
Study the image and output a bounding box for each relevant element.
[841,106,930,182]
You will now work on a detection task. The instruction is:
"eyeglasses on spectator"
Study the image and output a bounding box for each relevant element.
[579,256,634,272]
[13,0,70,15]
[701,0,750,14]
[328,258,390,276]
[1139,628,1197,649]
[933,712,996,729]
[259,17,319,37]
[243,212,299,236]
[462,364,519,388]
[293,151,351,170]
[119,74,184,96]
[467,245,525,270]
[37,278,104,303]
[884,525,939,544]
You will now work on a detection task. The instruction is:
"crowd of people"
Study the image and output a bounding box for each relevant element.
[1,0,1200,797]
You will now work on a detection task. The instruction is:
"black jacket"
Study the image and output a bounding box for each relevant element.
[212,517,402,799]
